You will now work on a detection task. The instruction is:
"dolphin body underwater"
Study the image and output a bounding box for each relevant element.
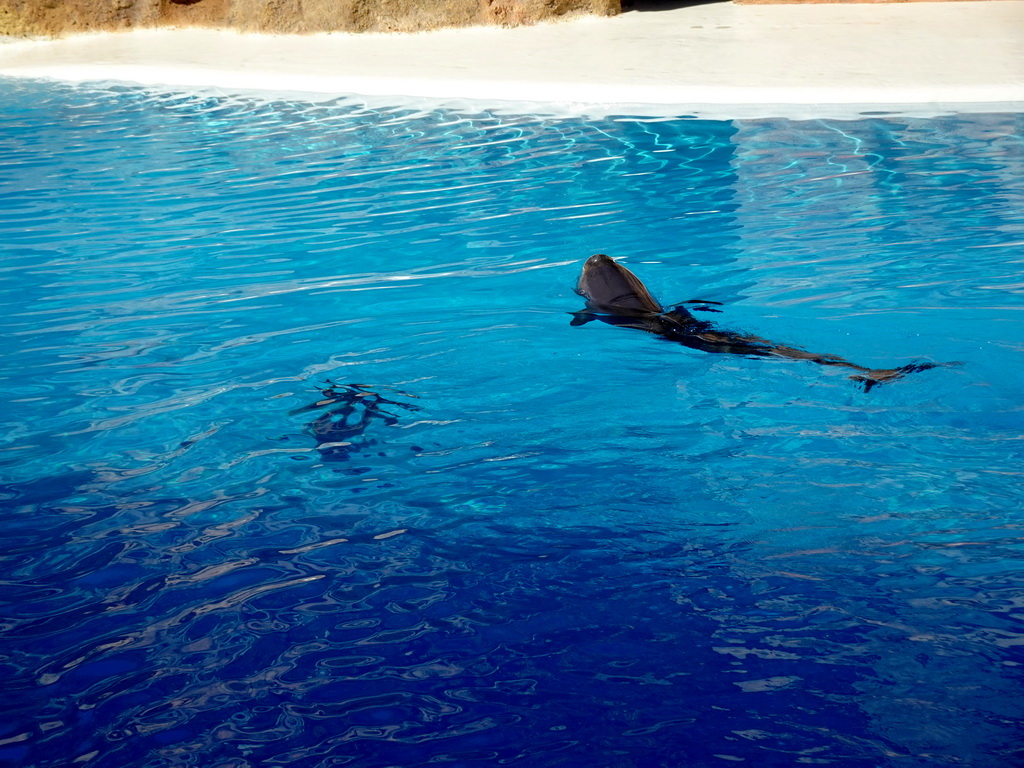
[291,383,421,461]
[571,254,943,391]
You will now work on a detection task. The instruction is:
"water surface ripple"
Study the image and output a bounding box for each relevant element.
[1,81,1023,767]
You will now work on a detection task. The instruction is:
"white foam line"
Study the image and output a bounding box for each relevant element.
[1,2,1023,119]
[7,68,1021,121]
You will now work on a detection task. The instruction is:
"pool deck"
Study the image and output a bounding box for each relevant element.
[1,1,1023,118]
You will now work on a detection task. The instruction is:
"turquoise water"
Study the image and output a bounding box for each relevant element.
[1,80,1023,767]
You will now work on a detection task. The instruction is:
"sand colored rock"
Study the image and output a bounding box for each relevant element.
[0,0,619,37]
[483,0,616,27]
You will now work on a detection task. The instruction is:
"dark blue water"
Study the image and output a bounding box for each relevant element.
[1,79,1022,767]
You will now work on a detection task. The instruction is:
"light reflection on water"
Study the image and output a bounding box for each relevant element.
[0,79,1022,767]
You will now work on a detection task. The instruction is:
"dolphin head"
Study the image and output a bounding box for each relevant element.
[574,254,664,315]
[571,254,700,334]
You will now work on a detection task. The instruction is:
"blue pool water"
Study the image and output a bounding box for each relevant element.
[1,79,1023,767]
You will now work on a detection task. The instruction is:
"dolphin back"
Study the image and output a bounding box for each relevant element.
[575,254,663,314]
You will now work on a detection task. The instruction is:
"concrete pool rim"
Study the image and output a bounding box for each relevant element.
[1,2,1022,120]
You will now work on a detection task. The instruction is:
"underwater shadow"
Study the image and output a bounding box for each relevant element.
[624,0,732,12]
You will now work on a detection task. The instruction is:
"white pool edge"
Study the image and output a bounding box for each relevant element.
[1,3,1023,120]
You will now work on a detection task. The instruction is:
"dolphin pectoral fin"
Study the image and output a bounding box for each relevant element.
[674,300,723,314]
[569,311,597,327]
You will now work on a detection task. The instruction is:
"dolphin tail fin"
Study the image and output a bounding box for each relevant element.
[849,361,954,392]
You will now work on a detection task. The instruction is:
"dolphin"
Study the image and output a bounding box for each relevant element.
[571,253,942,391]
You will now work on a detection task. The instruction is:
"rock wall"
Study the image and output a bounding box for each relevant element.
[0,0,620,37]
